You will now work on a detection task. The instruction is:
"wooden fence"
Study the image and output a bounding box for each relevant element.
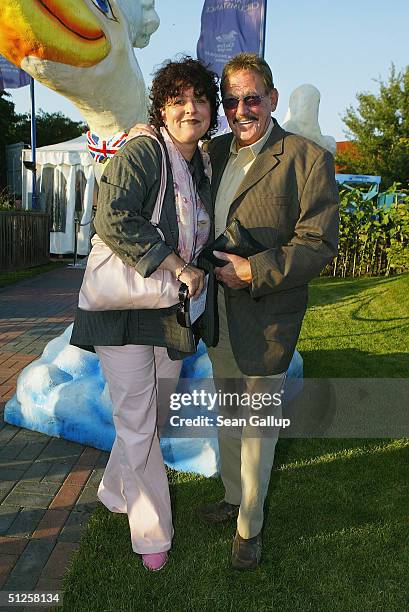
[0,211,50,271]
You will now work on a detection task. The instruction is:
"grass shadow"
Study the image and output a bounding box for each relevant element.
[310,274,407,308]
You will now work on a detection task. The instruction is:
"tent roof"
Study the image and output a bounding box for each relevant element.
[23,134,92,166]
[36,135,87,152]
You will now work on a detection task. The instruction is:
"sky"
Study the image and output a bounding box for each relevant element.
[8,0,409,141]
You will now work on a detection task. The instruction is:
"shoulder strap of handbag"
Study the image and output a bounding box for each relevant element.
[126,133,167,227]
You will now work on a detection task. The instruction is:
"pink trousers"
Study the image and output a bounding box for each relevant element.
[95,345,182,554]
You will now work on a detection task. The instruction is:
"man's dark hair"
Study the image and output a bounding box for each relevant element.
[149,56,220,139]
[220,53,275,97]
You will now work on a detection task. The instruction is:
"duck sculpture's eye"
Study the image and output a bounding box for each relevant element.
[90,0,117,21]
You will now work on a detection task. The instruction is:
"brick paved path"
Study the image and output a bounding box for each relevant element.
[0,267,108,597]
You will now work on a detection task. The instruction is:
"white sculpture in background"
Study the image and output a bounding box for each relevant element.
[282,84,337,155]
[0,0,159,158]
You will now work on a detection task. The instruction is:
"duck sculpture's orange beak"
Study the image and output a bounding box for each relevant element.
[0,0,110,68]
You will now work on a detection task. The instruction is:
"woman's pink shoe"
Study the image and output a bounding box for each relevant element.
[141,552,168,571]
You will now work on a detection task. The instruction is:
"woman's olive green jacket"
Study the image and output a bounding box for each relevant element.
[70,136,215,359]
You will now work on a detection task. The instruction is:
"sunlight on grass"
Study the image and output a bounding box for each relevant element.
[278,438,409,471]
[299,273,409,377]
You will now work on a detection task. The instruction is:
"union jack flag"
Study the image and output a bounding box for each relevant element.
[86,130,128,163]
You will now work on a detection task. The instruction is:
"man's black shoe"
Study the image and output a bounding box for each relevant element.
[231,531,262,570]
[197,500,239,524]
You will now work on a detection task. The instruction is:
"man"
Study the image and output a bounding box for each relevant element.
[198,53,339,569]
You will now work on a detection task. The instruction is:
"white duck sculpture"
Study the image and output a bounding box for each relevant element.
[0,0,159,177]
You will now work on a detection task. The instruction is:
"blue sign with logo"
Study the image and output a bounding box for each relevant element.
[197,0,267,78]
[0,55,30,89]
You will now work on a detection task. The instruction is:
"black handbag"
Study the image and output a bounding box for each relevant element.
[202,218,266,267]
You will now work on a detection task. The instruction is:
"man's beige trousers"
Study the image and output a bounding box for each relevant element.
[207,290,284,539]
[95,345,182,554]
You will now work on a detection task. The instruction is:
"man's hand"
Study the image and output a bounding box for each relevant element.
[213,251,252,289]
[127,124,156,141]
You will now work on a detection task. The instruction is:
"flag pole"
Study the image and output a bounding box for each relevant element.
[30,77,37,210]
[261,0,267,58]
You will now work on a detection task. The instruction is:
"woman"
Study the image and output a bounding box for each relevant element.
[70,57,219,571]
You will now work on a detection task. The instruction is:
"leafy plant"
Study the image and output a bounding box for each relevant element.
[0,187,17,211]
[326,187,409,277]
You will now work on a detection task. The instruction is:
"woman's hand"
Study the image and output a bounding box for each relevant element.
[159,253,205,299]
[175,264,205,299]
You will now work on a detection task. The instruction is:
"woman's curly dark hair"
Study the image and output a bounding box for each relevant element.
[149,56,220,140]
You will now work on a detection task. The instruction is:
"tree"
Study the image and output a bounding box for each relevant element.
[10,109,87,148]
[0,91,19,189]
[336,65,409,190]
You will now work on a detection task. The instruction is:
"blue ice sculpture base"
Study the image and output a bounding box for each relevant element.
[5,325,303,476]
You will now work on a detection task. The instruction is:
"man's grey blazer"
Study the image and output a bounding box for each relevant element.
[207,120,339,376]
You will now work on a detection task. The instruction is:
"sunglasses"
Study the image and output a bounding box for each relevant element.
[222,94,265,111]
[177,283,191,328]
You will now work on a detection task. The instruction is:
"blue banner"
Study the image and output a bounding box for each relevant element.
[0,55,30,89]
[197,0,267,78]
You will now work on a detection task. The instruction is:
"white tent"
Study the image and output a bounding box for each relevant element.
[22,136,95,255]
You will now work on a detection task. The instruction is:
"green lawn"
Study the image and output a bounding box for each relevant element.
[61,274,409,612]
[299,274,409,377]
[0,261,67,288]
